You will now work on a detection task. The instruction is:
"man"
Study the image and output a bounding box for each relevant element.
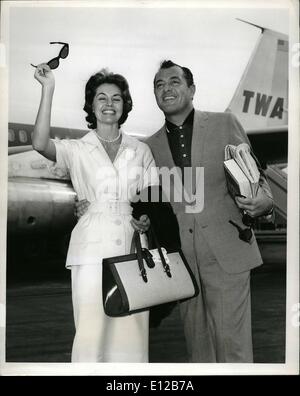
[75,60,274,363]
[145,60,273,363]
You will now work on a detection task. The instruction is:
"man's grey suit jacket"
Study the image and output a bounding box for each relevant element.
[146,110,273,274]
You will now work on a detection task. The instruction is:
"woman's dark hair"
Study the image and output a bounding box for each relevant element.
[84,68,133,129]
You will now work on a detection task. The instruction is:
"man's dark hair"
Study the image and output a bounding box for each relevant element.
[154,60,194,87]
[84,68,133,129]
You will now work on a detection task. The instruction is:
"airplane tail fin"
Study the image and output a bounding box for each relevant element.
[227,19,288,130]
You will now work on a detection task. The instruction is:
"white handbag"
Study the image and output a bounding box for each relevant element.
[102,228,199,317]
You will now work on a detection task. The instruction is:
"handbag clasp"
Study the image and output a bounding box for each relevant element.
[142,248,156,269]
[140,267,148,283]
[163,263,172,278]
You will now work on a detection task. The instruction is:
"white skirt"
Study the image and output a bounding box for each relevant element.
[71,260,149,363]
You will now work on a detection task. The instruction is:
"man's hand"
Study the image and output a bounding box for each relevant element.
[131,214,150,234]
[235,186,273,218]
[74,198,90,219]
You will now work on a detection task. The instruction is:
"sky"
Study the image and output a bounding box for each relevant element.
[2,0,290,136]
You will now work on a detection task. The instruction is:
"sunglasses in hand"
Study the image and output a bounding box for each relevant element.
[31,42,69,70]
[242,212,256,227]
[229,219,253,243]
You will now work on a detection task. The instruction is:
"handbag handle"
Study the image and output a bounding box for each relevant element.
[130,228,172,282]
[148,226,172,278]
[133,230,148,283]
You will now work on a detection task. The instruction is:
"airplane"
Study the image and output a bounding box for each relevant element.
[226,19,288,230]
[7,20,288,248]
[227,20,288,166]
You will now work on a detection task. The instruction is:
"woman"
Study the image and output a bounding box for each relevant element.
[32,64,158,362]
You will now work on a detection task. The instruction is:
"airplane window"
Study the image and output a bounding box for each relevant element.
[19,130,28,143]
[8,129,15,142]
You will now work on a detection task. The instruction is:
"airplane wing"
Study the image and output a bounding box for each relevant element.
[8,145,34,155]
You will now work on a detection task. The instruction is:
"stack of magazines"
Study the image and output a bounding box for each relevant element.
[224,143,260,199]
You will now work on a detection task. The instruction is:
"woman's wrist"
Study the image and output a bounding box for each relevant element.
[42,84,55,95]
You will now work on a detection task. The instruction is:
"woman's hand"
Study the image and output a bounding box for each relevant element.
[131,214,150,234]
[34,63,55,89]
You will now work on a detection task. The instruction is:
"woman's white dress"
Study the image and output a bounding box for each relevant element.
[52,131,158,362]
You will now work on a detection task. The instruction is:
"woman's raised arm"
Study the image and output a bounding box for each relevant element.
[32,63,57,162]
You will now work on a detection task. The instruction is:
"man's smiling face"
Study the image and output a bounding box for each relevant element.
[154,65,195,118]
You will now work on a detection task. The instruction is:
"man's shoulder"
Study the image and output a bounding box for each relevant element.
[195,111,240,134]
[196,110,236,121]
[123,133,154,157]
[145,127,165,146]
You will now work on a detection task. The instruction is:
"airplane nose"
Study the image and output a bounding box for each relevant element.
[7,178,77,235]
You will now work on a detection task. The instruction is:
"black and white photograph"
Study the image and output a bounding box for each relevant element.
[0,0,299,376]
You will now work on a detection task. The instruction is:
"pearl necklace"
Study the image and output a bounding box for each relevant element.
[94,129,121,143]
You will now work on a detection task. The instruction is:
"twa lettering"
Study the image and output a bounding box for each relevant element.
[242,89,284,119]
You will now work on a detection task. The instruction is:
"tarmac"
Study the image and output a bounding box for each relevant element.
[5,234,286,364]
